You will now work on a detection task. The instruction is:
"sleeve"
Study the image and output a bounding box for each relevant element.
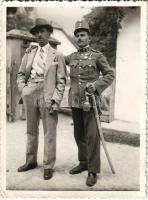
[64,54,72,65]
[17,52,28,91]
[52,52,67,105]
[94,52,115,95]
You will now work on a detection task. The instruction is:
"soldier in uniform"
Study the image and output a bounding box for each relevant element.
[65,20,115,186]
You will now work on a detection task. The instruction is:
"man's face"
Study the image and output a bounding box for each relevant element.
[34,27,50,47]
[75,30,90,48]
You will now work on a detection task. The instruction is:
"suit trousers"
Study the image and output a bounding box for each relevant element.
[72,107,101,173]
[22,82,58,169]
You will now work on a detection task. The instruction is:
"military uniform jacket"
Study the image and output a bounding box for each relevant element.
[65,46,115,108]
[17,45,66,107]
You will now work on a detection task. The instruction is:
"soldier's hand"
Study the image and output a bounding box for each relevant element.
[26,45,37,54]
[86,83,96,94]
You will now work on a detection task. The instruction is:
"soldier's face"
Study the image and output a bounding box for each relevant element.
[34,28,50,47]
[75,31,90,48]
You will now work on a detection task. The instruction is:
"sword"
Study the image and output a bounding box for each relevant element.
[86,93,115,174]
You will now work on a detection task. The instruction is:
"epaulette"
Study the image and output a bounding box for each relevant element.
[72,51,78,55]
[70,51,78,58]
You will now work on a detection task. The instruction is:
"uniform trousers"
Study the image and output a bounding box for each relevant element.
[72,107,101,173]
[22,82,58,169]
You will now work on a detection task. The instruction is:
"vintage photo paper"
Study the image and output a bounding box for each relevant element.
[0,0,147,198]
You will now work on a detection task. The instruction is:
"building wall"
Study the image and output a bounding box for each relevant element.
[115,8,141,123]
[52,29,77,55]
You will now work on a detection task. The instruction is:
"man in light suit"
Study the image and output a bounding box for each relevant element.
[17,18,66,180]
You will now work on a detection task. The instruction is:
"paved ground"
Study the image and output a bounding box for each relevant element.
[6,114,139,191]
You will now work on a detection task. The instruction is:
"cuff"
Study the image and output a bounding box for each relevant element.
[94,82,102,96]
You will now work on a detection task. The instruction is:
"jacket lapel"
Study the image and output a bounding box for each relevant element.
[25,47,38,82]
[44,46,56,77]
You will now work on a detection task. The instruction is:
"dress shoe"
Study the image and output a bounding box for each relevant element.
[69,164,88,174]
[18,162,37,172]
[86,173,98,187]
[44,169,53,180]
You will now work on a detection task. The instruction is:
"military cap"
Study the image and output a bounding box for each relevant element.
[30,18,53,35]
[74,20,90,35]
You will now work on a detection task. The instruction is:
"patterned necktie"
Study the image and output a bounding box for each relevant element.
[36,47,45,75]
[39,47,44,60]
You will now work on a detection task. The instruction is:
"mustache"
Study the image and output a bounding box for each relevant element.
[37,36,43,40]
[78,39,83,42]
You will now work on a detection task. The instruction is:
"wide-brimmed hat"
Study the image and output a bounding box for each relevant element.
[74,20,90,35]
[30,18,53,35]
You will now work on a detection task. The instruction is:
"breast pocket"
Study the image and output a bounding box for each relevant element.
[81,59,97,76]
[70,60,78,77]
[88,64,97,75]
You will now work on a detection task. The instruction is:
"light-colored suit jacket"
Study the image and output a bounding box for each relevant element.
[17,45,66,107]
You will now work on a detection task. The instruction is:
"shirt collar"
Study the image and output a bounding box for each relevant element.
[39,43,50,52]
[78,45,90,53]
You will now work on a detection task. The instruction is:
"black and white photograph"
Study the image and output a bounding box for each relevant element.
[0,1,147,198]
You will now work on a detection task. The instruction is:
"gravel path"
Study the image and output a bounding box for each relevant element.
[6,114,139,191]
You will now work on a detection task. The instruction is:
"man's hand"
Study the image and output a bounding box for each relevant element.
[18,83,26,93]
[86,82,96,94]
[49,100,59,114]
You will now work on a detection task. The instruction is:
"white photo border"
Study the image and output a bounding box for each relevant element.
[0,0,147,198]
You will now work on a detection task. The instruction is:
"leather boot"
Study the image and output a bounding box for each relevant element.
[18,162,38,172]
[86,172,98,186]
[69,164,88,174]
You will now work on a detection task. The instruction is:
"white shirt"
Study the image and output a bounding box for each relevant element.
[31,43,49,79]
